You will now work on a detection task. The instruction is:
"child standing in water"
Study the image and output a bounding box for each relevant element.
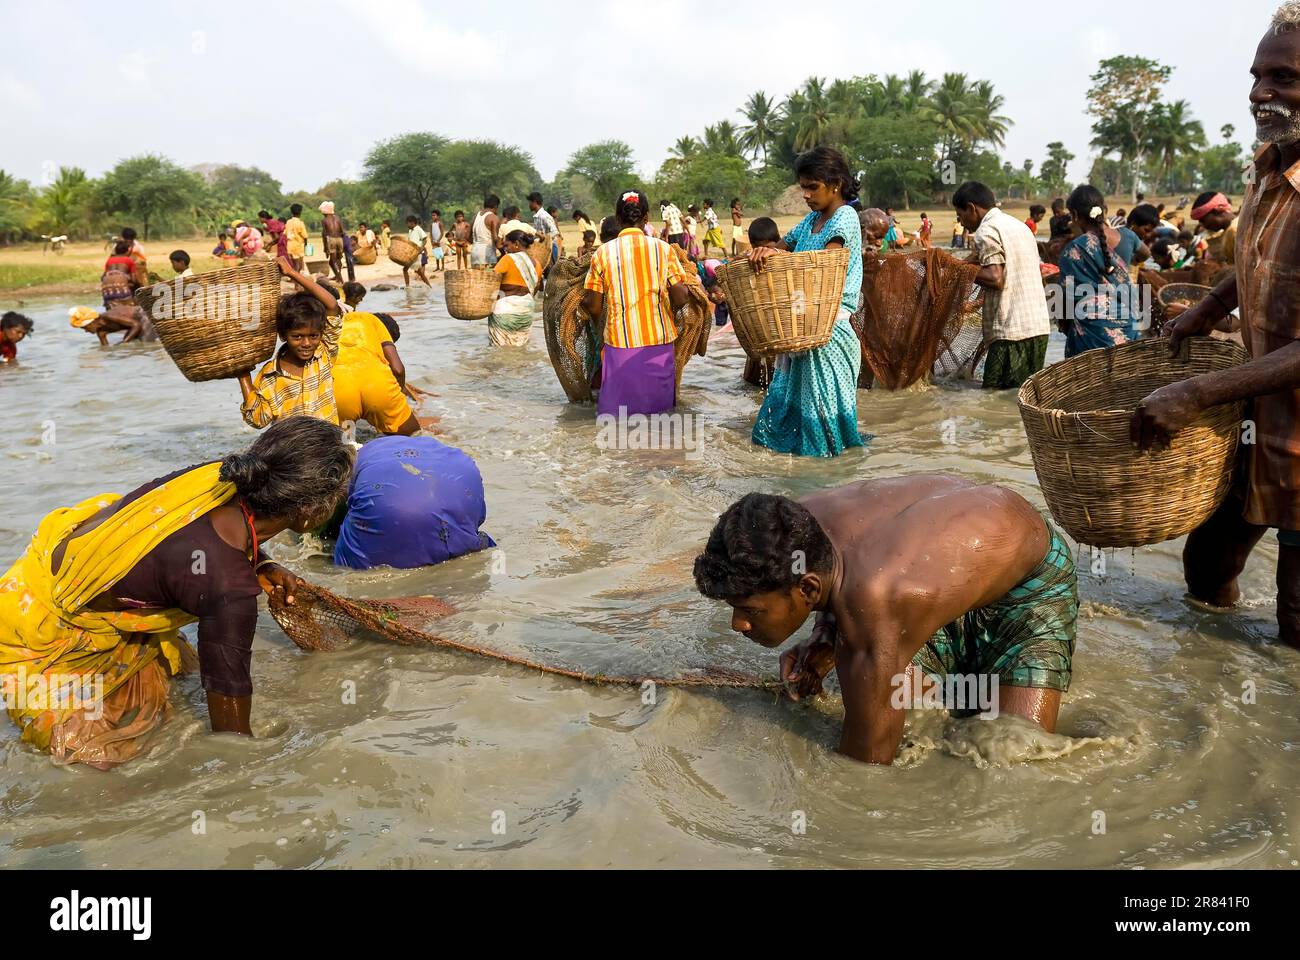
[402,215,433,288]
[237,258,343,428]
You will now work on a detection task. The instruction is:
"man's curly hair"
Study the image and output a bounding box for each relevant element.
[693,493,834,600]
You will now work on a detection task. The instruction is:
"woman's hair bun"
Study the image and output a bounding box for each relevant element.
[220,452,270,493]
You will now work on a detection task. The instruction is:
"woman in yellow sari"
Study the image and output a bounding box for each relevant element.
[0,417,354,768]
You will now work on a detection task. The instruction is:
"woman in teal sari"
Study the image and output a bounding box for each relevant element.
[746,146,864,457]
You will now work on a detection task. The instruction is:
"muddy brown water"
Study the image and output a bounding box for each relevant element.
[1,287,1296,868]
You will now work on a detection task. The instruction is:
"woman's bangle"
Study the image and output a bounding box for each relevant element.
[254,559,278,572]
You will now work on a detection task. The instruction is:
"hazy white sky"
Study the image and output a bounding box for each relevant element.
[1,0,1276,192]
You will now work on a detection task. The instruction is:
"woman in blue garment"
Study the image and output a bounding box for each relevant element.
[333,436,494,570]
[745,146,864,457]
[1056,184,1144,357]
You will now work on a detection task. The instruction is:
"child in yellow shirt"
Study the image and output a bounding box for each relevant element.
[237,258,342,428]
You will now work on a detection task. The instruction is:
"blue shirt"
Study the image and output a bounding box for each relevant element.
[334,436,495,570]
[783,205,863,313]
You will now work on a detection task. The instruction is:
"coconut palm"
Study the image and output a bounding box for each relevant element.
[36,166,93,238]
[903,70,932,111]
[669,136,701,161]
[1147,99,1206,191]
[921,73,978,162]
[703,120,743,156]
[970,80,1012,149]
[0,170,33,242]
[739,91,778,165]
[785,77,832,151]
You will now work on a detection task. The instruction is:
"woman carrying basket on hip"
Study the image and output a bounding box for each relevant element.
[744,146,865,457]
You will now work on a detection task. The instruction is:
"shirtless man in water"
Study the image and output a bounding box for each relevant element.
[693,475,1078,764]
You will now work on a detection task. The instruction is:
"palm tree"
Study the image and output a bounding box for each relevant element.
[785,77,832,151]
[921,74,978,163]
[1147,100,1205,191]
[703,120,743,156]
[669,136,701,161]
[970,80,1011,149]
[37,166,92,238]
[903,70,932,111]
[0,170,33,242]
[739,91,778,165]
[880,74,907,112]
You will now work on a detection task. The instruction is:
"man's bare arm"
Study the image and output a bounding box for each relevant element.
[835,616,905,764]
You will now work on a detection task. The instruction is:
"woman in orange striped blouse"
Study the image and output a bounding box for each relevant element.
[581,190,690,417]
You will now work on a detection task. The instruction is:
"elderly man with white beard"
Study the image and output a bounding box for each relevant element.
[1131,0,1300,648]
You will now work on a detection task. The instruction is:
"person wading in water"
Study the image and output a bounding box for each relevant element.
[694,475,1078,764]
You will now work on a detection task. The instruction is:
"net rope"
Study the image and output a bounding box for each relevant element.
[269,581,786,694]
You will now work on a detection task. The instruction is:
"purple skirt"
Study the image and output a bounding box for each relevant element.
[597,342,676,417]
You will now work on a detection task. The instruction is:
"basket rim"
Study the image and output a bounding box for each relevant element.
[1017,337,1249,417]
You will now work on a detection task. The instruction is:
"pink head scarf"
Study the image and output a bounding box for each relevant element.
[1191,193,1231,221]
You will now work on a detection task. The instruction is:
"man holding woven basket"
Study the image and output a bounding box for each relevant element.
[1133,2,1300,649]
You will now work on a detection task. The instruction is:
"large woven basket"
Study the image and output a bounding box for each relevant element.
[1018,337,1249,547]
[134,260,282,382]
[388,235,421,267]
[716,248,848,358]
[528,240,553,275]
[352,243,377,266]
[445,268,499,320]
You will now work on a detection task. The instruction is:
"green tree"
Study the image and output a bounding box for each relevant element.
[676,154,750,205]
[35,166,94,238]
[563,140,637,205]
[363,132,450,215]
[1039,142,1074,196]
[0,170,34,244]
[96,154,205,239]
[847,114,937,208]
[437,139,541,211]
[1086,55,1173,202]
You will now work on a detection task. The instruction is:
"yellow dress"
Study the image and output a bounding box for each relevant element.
[0,463,235,766]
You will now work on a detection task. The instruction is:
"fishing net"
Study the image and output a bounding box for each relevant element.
[542,255,601,402]
[542,251,710,404]
[857,248,985,389]
[268,581,784,693]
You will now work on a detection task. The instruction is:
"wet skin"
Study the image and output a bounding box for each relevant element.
[725,475,1061,764]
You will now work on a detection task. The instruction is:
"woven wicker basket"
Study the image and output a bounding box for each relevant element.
[716,248,848,358]
[134,260,282,382]
[1157,282,1212,310]
[388,235,421,267]
[528,239,553,276]
[352,243,377,266]
[1018,337,1249,547]
[445,268,499,320]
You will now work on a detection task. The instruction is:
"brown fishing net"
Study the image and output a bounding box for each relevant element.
[542,250,710,404]
[542,255,601,402]
[268,581,784,693]
[857,248,985,389]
